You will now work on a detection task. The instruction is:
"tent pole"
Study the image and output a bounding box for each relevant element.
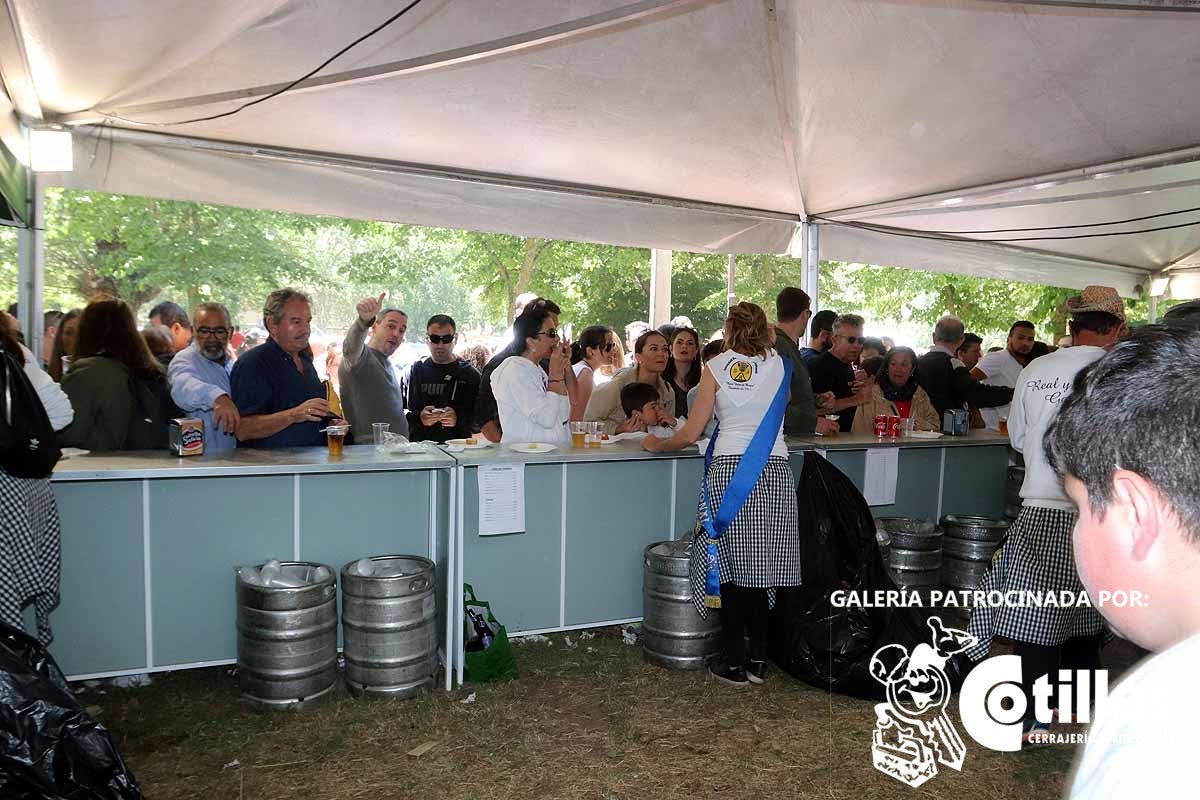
[726,254,736,311]
[803,222,820,312]
[649,249,672,327]
[15,171,43,358]
[1148,294,1158,323]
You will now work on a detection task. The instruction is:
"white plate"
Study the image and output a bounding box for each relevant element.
[445,439,491,449]
[609,430,647,441]
[507,443,558,454]
[908,431,943,440]
[60,448,90,458]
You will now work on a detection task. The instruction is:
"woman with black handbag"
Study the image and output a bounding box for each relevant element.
[0,312,73,644]
[59,300,177,451]
[643,302,800,687]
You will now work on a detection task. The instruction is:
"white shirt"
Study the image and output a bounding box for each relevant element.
[708,350,787,459]
[1009,345,1106,509]
[20,344,73,431]
[1070,632,1200,799]
[975,349,1025,431]
[491,356,569,444]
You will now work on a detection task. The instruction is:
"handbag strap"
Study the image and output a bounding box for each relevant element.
[701,357,792,539]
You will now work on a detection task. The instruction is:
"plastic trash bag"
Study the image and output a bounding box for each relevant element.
[0,623,142,799]
[769,452,933,700]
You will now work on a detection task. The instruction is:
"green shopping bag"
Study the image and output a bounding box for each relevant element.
[463,583,518,683]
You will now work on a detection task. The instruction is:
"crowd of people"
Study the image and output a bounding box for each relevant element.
[9,285,1198,455]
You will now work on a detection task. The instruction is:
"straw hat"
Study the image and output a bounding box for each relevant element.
[1066,285,1126,322]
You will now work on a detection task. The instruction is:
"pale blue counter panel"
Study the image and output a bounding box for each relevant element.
[148,476,293,667]
[563,460,673,627]
[672,457,704,540]
[461,464,563,633]
[50,481,146,676]
[941,445,1010,518]
[298,471,437,648]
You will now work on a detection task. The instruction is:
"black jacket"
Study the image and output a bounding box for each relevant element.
[406,357,481,442]
[916,349,1012,417]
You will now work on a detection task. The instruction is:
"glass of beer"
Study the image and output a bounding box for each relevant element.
[326,424,350,457]
[570,421,587,449]
[587,421,602,448]
[998,417,1009,436]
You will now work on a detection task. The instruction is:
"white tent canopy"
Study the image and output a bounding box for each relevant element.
[6,0,1200,298]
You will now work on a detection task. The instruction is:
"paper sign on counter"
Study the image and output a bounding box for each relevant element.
[863,448,898,506]
[478,463,525,535]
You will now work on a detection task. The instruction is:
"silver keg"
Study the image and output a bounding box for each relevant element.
[236,561,338,710]
[642,540,721,670]
[941,515,1009,591]
[877,517,943,602]
[340,555,437,698]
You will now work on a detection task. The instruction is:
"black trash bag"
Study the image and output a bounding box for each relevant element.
[0,623,142,799]
[769,452,934,700]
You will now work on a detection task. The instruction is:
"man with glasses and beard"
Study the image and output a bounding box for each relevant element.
[167,302,240,452]
[405,314,481,443]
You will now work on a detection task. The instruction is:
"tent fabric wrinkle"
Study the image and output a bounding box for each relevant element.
[8,0,1200,287]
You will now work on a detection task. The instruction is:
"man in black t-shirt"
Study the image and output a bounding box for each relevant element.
[808,313,870,432]
[405,314,481,443]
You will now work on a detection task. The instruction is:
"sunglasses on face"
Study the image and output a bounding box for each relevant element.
[534,329,559,339]
[597,342,615,352]
[839,335,861,344]
[427,334,456,344]
[196,327,230,338]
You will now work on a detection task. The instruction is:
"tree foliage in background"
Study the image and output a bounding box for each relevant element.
[0,189,1168,345]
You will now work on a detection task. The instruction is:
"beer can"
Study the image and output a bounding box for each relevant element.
[874,414,889,438]
[888,415,902,439]
[169,418,205,456]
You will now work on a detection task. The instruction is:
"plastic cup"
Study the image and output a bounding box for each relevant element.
[900,417,915,437]
[60,355,73,374]
[326,424,349,457]
[569,421,587,449]
[587,421,602,448]
[372,422,390,446]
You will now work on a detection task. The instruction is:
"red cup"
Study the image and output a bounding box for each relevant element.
[874,415,889,438]
[888,415,902,439]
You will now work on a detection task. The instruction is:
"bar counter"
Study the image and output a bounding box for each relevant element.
[45,431,1009,685]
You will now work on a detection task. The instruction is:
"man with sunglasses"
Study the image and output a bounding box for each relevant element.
[809,313,871,433]
[405,314,480,443]
[167,302,240,452]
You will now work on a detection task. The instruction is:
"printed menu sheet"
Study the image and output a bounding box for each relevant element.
[863,448,899,506]
[478,463,526,535]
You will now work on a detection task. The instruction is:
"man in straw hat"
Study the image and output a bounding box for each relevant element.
[956,285,1127,747]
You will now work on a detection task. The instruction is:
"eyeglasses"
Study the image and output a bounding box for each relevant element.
[602,342,615,352]
[426,334,456,344]
[196,327,230,339]
[534,329,559,339]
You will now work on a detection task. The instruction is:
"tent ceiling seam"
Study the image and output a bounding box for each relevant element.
[51,0,710,126]
[818,144,1200,221]
[761,0,805,220]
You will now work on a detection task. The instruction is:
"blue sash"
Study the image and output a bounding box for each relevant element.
[699,357,792,608]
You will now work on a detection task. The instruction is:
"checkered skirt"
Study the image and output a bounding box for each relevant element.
[0,471,62,645]
[689,455,801,618]
[964,505,1104,659]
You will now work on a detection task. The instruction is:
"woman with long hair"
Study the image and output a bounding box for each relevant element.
[597,331,624,383]
[663,326,701,418]
[584,329,676,435]
[644,302,800,686]
[47,308,81,382]
[59,299,176,451]
[491,304,578,443]
[850,346,940,434]
[0,312,72,644]
[569,325,614,417]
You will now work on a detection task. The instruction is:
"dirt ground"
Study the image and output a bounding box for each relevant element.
[80,627,1139,800]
